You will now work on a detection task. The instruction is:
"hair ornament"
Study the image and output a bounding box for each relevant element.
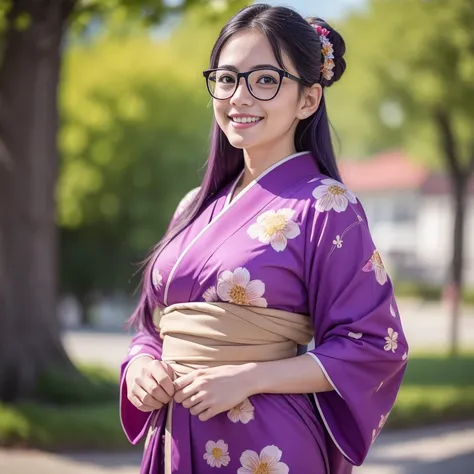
[309,22,335,82]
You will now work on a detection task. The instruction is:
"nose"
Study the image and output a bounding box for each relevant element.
[230,77,254,106]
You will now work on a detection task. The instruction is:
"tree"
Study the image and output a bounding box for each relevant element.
[0,0,211,402]
[58,31,213,322]
[331,0,474,355]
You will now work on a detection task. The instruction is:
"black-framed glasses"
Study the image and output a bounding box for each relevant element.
[202,66,305,101]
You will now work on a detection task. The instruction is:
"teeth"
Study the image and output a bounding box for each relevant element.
[232,117,262,123]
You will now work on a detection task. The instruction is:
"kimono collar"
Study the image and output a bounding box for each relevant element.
[230,151,320,197]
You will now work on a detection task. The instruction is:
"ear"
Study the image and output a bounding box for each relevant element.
[296,83,323,120]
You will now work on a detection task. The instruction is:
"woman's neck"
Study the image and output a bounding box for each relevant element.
[239,143,297,188]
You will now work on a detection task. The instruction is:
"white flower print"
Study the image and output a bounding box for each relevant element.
[238,445,289,474]
[227,398,255,424]
[247,209,300,252]
[203,286,219,302]
[348,332,363,340]
[362,250,388,285]
[333,235,343,248]
[203,440,231,468]
[372,412,390,445]
[384,328,399,353]
[217,267,267,307]
[312,178,357,213]
[152,268,163,290]
[128,344,143,356]
[379,412,390,429]
[390,303,397,318]
[402,351,408,361]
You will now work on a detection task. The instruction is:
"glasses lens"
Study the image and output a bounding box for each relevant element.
[207,70,238,100]
[248,69,281,100]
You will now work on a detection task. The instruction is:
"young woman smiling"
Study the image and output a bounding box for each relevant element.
[120,4,408,474]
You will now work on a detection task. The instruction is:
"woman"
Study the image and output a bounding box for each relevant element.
[120,4,408,474]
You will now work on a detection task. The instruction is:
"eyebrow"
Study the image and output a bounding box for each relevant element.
[217,64,278,71]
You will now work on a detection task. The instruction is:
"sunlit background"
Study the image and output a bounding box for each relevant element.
[0,0,473,473]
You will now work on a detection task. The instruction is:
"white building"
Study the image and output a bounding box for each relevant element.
[340,150,474,285]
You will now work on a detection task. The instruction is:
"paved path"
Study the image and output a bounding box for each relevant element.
[354,421,474,474]
[1,421,473,473]
[63,299,474,370]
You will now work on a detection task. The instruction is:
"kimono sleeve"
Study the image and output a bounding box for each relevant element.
[305,203,409,466]
[119,330,162,444]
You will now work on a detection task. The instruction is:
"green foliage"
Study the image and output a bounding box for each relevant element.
[58,2,247,297]
[36,364,118,405]
[389,386,474,429]
[71,0,241,37]
[72,0,198,33]
[330,0,474,165]
[0,0,11,51]
[388,353,474,429]
[395,282,474,306]
[0,363,121,449]
[59,33,208,227]
[0,402,126,450]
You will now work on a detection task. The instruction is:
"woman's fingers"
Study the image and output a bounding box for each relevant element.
[143,376,172,405]
[150,360,175,397]
[181,391,205,409]
[126,358,176,411]
[189,400,208,416]
[130,384,163,411]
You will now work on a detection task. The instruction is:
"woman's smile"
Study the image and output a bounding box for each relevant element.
[229,113,264,129]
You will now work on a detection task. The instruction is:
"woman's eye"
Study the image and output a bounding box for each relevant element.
[218,75,236,84]
[258,75,278,85]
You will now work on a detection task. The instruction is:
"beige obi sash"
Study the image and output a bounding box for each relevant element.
[151,302,313,474]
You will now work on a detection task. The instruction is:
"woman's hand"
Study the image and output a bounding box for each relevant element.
[173,364,254,421]
[126,357,175,412]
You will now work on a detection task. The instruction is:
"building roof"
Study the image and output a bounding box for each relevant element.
[339,150,429,193]
[339,149,474,195]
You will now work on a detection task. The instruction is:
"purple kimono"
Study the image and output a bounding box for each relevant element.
[120,151,408,473]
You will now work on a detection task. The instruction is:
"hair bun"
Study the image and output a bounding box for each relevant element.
[306,17,346,87]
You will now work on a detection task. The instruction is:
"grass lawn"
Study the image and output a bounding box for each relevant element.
[0,353,473,450]
[0,364,126,451]
[388,352,474,429]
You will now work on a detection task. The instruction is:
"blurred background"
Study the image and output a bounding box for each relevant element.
[0,0,473,473]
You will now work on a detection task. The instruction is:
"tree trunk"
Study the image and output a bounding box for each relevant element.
[448,175,467,357]
[0,0,78,402]
[436,108,474,358]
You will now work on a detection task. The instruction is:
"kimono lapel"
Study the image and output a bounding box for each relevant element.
[164,152,318,305]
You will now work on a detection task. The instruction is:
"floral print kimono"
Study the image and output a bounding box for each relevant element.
[120,151,409,474]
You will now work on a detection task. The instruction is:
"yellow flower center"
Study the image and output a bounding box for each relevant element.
[372,251,384,267]
[229,285,248,305]
[263,215,287,236]
[254,463,270,474]
[212,447,223,460]
[328,184,346,196]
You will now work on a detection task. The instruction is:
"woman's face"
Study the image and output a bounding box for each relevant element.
[213,29,308,154]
